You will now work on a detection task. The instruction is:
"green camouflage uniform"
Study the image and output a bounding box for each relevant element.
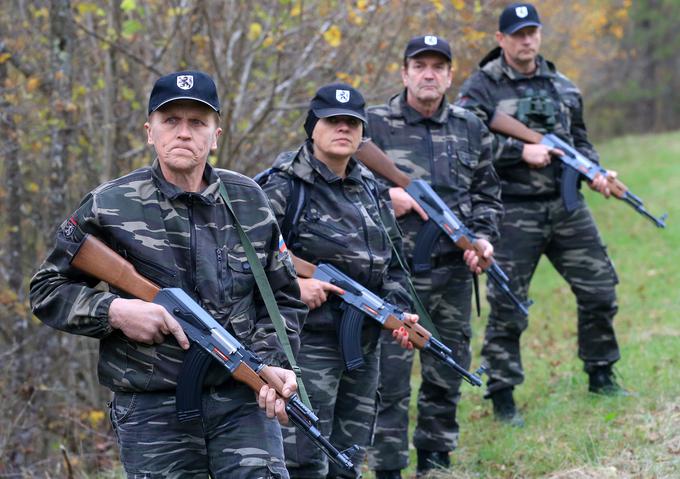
[30,160,306,479]
[259,141,411,479]
[456,48,620,397]
[365,91,502,470]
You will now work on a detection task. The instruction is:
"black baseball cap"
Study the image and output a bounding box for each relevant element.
[403,35,452,61]
[148,70,220,115]
[499,3,542,34]
[309,83,367,123]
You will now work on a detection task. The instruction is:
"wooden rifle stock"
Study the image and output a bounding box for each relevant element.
[355,140,411,188]
[71,235,161,302]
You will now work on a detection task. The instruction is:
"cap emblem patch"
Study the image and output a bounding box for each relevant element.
[176,75,194,90]
[336,89,350,103]
[424,35,438,46]
[515,6,528,18]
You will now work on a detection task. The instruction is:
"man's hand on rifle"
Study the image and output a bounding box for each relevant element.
[108,298,190,349]
[588,170,616,198]
[463,238,494,275]
[389,187,429,220]
[258,367,297,425]
[298,277,345,309]
[522,144,564,169]
[391,313,419,350]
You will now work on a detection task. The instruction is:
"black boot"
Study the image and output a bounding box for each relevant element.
[416,449,450,477]
[588,365,630,396]
[490,387,525,427]
[374,470,402,479]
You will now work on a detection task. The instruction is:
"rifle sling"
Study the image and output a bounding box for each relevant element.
[219,182,311,409]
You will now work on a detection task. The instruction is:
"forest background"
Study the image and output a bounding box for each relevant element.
[1,0,679,477]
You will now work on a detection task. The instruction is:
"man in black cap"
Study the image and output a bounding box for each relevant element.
[363,36,503,478]
[457,2,626,426]
[258,82,418,479]
[30,70,307,478]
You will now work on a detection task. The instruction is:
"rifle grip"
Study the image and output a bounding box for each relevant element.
[337,304,366,372]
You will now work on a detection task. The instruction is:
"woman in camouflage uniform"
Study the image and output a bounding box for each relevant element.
[259,83,416,479]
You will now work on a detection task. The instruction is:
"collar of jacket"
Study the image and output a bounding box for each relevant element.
[386,90,450,125]
[151,158,220,205]
[479,46,557,82]
[286,140,367,186]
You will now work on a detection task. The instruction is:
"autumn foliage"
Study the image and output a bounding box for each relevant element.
[1,0,677,476]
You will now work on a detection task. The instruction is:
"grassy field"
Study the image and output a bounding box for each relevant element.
[362,132,680,479]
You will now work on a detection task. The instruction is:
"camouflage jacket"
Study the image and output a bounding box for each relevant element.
[367,91,503,259]
[456,48,600,198]
[29,160,306,393]
[259,141,411,332]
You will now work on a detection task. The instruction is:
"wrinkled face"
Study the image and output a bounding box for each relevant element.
[145,100,222,176]
[401,52,452,104]
[497,26,542,69]
[312,115,363,161]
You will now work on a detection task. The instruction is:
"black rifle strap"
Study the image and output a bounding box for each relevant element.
[218,182,311,409]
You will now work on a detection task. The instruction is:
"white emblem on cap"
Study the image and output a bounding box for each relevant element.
[424,35,438,46]
[177,75,194,90]
[336,89,350,103]
[515,6,528,18]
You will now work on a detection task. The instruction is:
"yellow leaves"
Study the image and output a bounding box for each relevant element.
[431,0,444,13]
[451,0,465,10]
[85,409,106,428]
[248,23,263,41]
[336,72,361,88]
[0,52,11,64]
[26,182,40,193]
[291,0,302,17]
[263,35,274,48]
[323,25,342,48]
[348,9,363,26]
[26,77,41,93]
[461,27,487,45]
[387,62,400,74]
[356,0,369,11]
[611,25,624,40]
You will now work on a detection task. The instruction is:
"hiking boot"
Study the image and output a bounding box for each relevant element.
[416,449,450,477]
[588,365,630,396]
[490,387,525,427]
[375,470,402,479]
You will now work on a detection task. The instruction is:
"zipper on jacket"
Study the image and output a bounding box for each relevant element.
[216,247,226,303]
[187,197,198,295]
[343,183,373,284]
[426,123,436,184]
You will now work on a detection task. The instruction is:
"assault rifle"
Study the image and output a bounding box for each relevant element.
[489,110,668,228]
[292,256,483,386]
[355,140,532,316]
[70,234,358,472]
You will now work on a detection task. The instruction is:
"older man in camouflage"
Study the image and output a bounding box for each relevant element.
[365,36,503,479]
[456,2,626,426]
[30,70,306,478]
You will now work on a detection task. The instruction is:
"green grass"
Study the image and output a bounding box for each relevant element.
[363,131,680,478]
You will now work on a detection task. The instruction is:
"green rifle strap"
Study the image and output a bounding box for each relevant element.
[219,183,312,409]
[373,202,442,340]
[386,235,442,341]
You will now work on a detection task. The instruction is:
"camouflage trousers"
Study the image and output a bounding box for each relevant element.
[109,380,288,479]
[483,198,620,396]
[282,326,380,479]
[367,257,472,471]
